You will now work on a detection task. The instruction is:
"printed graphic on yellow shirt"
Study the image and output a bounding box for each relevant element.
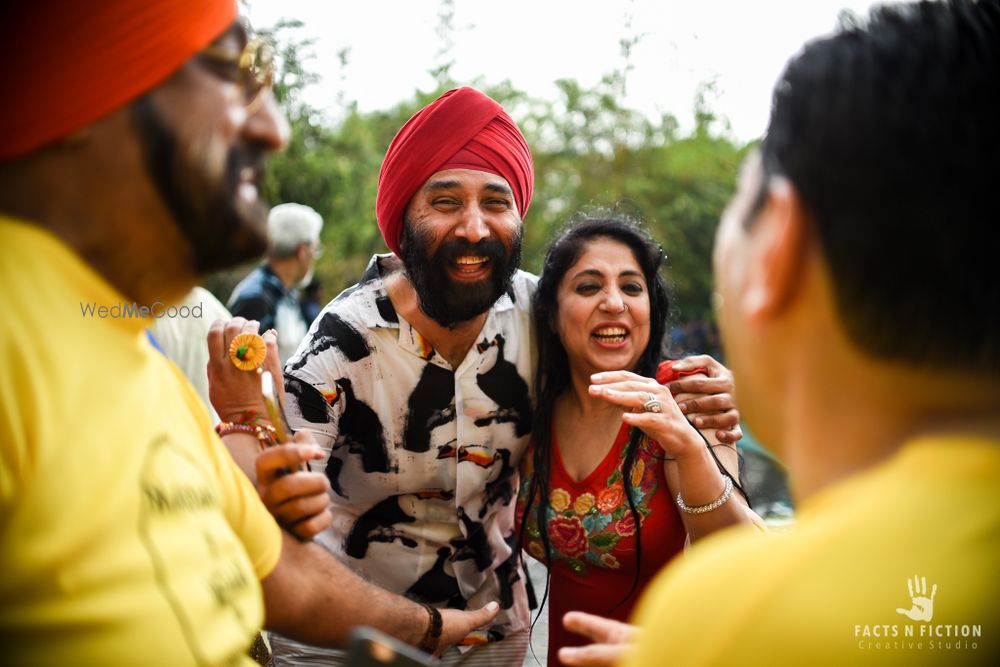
[138,433,259,665]
[895,575,937,622]
[854,576,983,655]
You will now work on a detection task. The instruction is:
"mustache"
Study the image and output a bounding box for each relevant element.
[435,237,507,265]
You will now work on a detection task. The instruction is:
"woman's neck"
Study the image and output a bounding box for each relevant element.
[552,367,629,481]
[561,366,624,422]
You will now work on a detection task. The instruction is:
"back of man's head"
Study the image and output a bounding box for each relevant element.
[267,203,323,258]
[759,0,1000,378]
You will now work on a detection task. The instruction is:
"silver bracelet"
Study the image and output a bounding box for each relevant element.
[676,474,734,514]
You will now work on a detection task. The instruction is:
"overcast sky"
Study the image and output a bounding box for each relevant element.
[247,0,885,143]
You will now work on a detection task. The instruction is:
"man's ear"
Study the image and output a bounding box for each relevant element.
[393,222,406,256]
[741,178,810,320]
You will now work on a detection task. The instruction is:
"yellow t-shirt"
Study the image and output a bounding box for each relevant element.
[626,436,1000,666]
[0,217,283,666]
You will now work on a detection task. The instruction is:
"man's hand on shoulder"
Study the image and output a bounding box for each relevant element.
[667,354,742,444]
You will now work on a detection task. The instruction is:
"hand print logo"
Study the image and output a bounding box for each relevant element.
[895,576,937,622]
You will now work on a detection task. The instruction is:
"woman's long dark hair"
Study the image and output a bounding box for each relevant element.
[519,215,751,626]
[519,215,671,616]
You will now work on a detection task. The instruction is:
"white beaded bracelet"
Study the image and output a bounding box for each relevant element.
[676,474,734,514]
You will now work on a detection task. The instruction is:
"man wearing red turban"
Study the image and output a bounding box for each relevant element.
[275,87,538,665]
[0,3,496,664]
[376,87,534,259]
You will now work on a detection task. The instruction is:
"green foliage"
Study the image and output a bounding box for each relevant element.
[254,20,752,322]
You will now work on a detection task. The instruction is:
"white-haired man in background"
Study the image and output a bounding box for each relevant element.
[229,202,324,362]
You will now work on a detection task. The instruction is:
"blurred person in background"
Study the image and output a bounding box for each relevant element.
[149,286,232,421]
[229,202,323,363]
[299,277,325,327]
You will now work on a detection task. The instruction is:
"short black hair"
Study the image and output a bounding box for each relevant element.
[759,0,1000,376]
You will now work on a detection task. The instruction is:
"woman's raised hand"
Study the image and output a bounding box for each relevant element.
[589,370,704,460]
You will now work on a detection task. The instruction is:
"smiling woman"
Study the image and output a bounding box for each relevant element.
[516,214,760,666]
[554,239,652,379]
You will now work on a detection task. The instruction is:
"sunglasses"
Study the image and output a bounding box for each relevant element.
[199,37,275,113]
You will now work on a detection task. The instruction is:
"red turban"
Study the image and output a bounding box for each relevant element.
[376,87,534,256]
[0,0,237,160]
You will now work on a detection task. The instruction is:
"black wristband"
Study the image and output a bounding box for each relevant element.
[418,603,443,654]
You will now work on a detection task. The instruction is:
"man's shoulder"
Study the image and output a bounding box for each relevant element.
[315,260,393,331]
[630,451,1000,666]
[639,524,775,606]
[512,269,538,290]
[625,525,780,664]
[501,270,538,313]
[628,519,848,665]
[228,265,282,307]
[283,261,390,382]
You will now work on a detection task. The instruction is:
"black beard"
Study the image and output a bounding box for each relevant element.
[401,221,522,328]
[129,95,269,274]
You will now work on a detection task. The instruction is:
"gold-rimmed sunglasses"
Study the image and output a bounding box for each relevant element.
[199,37,275,113]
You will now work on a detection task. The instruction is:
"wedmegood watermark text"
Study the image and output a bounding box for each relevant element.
[80,301,204,319]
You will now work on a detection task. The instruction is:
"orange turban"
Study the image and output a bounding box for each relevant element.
[376,87,534,256]
[1,0,237,160]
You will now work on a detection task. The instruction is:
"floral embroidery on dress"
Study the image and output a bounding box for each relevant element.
[550,488,572,513]
[519,436,661,577]
[573,493,596,515]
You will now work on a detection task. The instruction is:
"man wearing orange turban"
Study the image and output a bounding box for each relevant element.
[0,3,496,664]
[272,87,538,665]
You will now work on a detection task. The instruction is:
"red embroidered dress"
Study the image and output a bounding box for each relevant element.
[518,362,694,665]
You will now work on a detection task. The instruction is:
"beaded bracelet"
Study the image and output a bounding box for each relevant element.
[676,474,734,514]
[215,421,277,448]
[417,603,443,654]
